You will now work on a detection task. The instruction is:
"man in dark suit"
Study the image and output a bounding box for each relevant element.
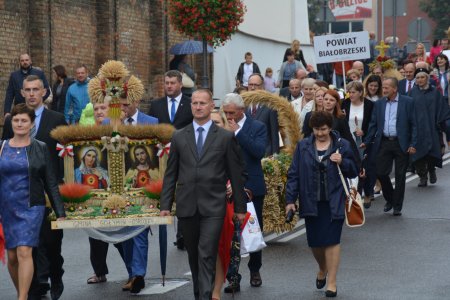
[149,70,192,129]
[2,75,67,300]
[361,77,417,216]
[221,93,267,292]
[398,62,416,96]
[3,53,50,116]
[160,89,247,300]
[246,73,279,155]
[148,70,193,250]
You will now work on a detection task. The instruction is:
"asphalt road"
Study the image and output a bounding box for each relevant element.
[1,155,450,300]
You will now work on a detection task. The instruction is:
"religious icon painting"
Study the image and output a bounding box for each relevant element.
[124,143,160,189]
[73,143,110,190]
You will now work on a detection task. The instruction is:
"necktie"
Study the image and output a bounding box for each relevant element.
[170,98,176,123]
[127,117,134,125]
[30,125,37,138]
[251,105,257,117]
[196,127,204,156]
[407,81,412,93]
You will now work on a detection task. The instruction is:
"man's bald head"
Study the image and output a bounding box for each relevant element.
[295,69,308,86]
[352,61,364,76]
[288,79,302,98]
[415,61,429,70]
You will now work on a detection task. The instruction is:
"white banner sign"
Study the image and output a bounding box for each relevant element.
[314,31,370,64]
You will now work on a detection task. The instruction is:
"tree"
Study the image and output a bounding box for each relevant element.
[307,0,324,35]
[420,0,450,39]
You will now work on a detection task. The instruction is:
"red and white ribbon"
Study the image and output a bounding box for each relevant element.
[157,142,171,158]
[56,144,74,158]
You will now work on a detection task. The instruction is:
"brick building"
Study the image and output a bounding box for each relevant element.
[0,0,209,118]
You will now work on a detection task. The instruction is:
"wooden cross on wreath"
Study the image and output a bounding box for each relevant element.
[375,40,390,57]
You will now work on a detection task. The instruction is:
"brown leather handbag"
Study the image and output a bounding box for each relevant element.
[337,163,365,228]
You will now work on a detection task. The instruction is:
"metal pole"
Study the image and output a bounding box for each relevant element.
[392,0,397,58]
[323,0,327,34]
[381,0,384,42]
[201,39,209,89]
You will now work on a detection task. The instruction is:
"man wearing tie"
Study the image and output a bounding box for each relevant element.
[149,70,193,249]
[361,77,417,216]
[246,73,279,155]
[149,70,193,129]
[160,89,247,300]
[398,62,416,96]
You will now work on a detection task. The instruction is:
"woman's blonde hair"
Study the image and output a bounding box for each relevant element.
[211,109,229,129]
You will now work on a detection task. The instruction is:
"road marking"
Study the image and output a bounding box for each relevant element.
[138,278,190,295]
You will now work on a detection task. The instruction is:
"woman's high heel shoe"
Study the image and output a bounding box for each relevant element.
[325,288,337,297]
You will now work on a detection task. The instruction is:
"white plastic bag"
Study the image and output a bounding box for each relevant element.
[240,202,266,255]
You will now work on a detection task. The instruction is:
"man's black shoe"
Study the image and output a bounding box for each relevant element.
[418,177,427,187]
[383,203,393,212]
[50,281,64,300]
[429,170,437,184]
[174,237,185,250]
[224,282,240,293]
[393,210,402,216]
[39,282,50,296]
[130,276,145,294]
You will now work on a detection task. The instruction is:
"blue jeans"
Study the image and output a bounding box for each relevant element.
[122,227,149,277]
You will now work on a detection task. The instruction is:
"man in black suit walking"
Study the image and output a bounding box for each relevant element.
[246,73,279,155]
[148,70,193,249]
[222,93,267,292]
[160,89,247,300]
[2,75,67,300]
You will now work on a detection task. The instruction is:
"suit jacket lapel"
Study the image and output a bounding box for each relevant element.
[255,105,264,119]
[185,124,198,160]
[174,96,188,122]
[160,98,171,123]
[199,122,217,159]
[379,98,387,134]
[36,109,48,140]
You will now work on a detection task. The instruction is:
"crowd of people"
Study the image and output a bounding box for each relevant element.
[0,33,449,300]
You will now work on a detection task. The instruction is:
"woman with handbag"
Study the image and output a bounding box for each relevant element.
[285,111,358,298]
[0,104,66,300]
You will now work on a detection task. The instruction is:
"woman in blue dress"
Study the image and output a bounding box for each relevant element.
[285,111,358,298]
[0,104,66,300]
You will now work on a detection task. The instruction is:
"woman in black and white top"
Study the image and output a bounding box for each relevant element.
[342,81,374,208]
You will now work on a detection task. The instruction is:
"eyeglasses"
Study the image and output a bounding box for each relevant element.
[248,83,262,87]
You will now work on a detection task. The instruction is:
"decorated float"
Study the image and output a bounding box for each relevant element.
[50,61,173,229]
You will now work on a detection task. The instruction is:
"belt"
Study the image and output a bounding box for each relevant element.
[382,136,398,141]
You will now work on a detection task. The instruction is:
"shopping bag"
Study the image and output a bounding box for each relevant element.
[240,202,266,255]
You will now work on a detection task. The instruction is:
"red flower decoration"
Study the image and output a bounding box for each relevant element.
[59,183,92,204]
[168,0,247,47]
[143,179,163,200]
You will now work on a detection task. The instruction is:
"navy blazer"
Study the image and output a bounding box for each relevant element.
[285,132,358,220]
[398,79,415,96]
[246,106,279,156]
[236,116,267,196]
[103,111,158,125]
[364,94,417,153]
